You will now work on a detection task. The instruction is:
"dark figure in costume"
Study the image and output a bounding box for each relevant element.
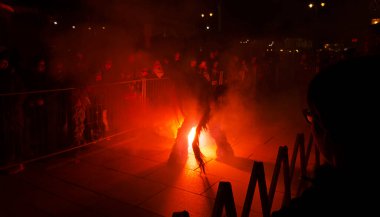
[168,60,234,173]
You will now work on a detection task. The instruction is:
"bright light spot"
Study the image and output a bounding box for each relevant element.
[206,26,210,30]
[72,25,76,29]
[188,127,196,147]
[201,13,205,18]
[308,3,314,8]
[102,26,106,30]
[371,18,380,25]
[280,49,284,52]
[88,27,92,30]
[186,126,216,159]
[53,21,58,25]
[209,12,213,17]
[321,2,326,7]
[295,49,299,52]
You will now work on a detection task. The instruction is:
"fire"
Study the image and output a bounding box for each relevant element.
[187,127,196,148]
[186,127,216,159]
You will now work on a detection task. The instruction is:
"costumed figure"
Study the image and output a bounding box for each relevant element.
[168,63,233,173]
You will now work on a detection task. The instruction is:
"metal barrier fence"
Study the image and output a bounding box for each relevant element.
[0,78,173,170]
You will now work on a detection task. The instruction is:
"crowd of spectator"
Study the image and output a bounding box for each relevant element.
[1,41,357,167]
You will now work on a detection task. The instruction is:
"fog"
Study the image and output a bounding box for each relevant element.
[0,0,376,170]
[2,1,375,216]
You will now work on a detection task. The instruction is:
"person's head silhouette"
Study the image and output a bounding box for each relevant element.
[306,55,378,170]
[272,55,378,217]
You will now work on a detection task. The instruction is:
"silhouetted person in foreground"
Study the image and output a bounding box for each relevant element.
[271,55,378,217]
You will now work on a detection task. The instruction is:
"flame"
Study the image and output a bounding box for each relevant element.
[187,127,196,151]
[186,126,216,158]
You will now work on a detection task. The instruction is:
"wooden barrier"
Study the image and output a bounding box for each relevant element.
[242,161,270,217]
[305,134,320,168]
[173,132,319,217]
[211,182,238,217]
[268,146,291,209]
[289,133,307,182]
[242,146,291,217]
[289,133,320,196]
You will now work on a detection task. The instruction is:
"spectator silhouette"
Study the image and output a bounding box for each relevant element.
[271,55,378,217]
[0,48,25,165]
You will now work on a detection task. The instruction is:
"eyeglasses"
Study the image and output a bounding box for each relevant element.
[302,108,314,125]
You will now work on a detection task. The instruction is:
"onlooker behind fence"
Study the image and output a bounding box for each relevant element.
[0,48,25,165]
[23,56,51,155]
[271,55,378,217]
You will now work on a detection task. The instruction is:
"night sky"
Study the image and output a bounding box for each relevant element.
[2,0,374,40]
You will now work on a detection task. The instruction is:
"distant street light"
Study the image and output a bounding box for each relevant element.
[201,13,205,18]
[307,1,327,73]
[371,18,380,25]
[308,1,326,10]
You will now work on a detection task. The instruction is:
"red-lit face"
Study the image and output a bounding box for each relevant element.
[105,61,112,71]
[199,61,207,69]
[174,52,180,61]
[0,59,9,70]
[213,61,219,68]
[37,60,46,73]
[190,60,197,68]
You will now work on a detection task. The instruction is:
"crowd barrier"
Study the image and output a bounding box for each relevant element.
[0,78,173,171]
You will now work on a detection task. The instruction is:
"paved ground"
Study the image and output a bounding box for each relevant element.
[0,88,317,217]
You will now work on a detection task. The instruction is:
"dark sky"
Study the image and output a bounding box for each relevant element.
[5,0,373,39]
